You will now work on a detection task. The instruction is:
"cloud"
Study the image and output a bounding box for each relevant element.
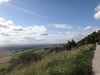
[95,28,100,32]
[94,5,100,19]
[0,35,68,45]
[94,11,100,19]
[12,26,24,31]
[83,26,98,31]
[84,26,93,31]
[0,32,9,36]
[0,17,48,36]
[0,18,14,28]
[0,0,11,3]
[0,17,50,45]
[48,24,72,29]
[39,33,48,36]
[0,18,68,45]
[94,5,100,11]
[0,36,37,45]
[28,25,47,35]
[66,32,90,41]
[0,18,95,45]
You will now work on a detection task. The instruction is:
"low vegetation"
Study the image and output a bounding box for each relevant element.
[5,44,95,75]
[6,51,42,73]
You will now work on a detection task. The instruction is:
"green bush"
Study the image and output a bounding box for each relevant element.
[6,51,42,73]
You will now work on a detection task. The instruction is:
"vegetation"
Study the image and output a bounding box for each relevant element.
[6,44,95,75]
[0,63,10,70]
[6,51,41,73]
[77,30,100,46]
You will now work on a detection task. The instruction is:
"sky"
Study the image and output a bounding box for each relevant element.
[0,0,100,45]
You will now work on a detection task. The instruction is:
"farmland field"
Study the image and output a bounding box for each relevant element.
[0,49,14,69]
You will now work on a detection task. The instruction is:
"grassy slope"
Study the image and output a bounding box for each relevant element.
[7,44,95,75]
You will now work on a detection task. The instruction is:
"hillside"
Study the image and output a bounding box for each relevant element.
[0,30,99,75]
[6,44,95,75]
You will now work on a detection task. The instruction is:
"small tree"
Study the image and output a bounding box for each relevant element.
[55,47,59,53]
[66,40,72,50]
[71,39,76,47]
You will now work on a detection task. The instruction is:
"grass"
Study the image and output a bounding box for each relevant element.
[6,44,95,75]
[0,63,10,75]
[34,49,45,54]
[0,63,10,69]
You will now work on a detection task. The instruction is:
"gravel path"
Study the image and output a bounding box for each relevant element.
[92,45,100,75]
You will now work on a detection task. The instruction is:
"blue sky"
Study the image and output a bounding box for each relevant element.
[0,0,100,45]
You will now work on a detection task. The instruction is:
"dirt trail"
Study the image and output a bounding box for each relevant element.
[92,45,100,75]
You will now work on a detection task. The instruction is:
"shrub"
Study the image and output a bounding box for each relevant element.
[6,51,42,73]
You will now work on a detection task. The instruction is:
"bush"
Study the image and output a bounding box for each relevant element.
[6,51,42,73]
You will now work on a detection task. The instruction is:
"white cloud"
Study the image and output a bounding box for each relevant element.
[0,0,11,3]
[0,36,37,45]
[12,26,24,31]
[0,18,96,45]
[0,17,50,45]
[28,25,47,35]
[94,5,100,20]
[83,26,98,31]
[0,18,14,28]
[0,32,9,36]
[94,5,100,11]
[0,17,48,36]
[48,24,72,29]
[0,35,67,45]
[94,11,100,19]
[84,26,92,31]
[66,32,90,41]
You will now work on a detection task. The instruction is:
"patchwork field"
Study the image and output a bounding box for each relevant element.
[0,57,12,63]
[0,49,14,69]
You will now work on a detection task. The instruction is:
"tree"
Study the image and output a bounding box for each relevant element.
[71,39,76,47]
[98,30,100,42]
[66,40,72,50]
[55,47,59,53]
